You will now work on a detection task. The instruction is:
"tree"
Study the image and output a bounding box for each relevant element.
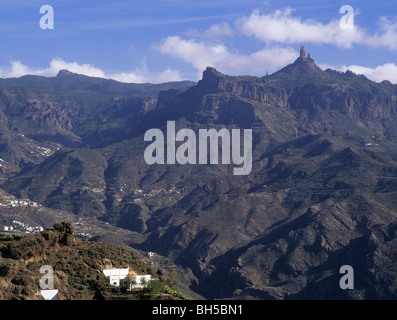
[54,222,73,235]
[144,279,163,298]
[54,222,74,245]
[166,268,180,290]
[157,269,164,282]
[140,277,147,287]
[125,276,137,289]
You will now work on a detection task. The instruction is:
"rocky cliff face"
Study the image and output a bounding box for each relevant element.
[159,58,397,125]
[202,67,289,107]
[287,81,397,119]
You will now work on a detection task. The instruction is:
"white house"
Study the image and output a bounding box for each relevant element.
[121,274,152,289]
[102,267,130,287]
[102,267,151,289]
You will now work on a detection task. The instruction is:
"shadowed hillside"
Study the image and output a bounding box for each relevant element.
[1,48,397,299]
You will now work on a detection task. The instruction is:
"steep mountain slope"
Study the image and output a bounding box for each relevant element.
[1,48,397,299]
[0,71,195,180]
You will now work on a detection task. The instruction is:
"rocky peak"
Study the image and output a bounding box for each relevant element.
[202,66,224,79]
[196,67,227,93]
[269,46,324,85]
[42,222,79,246]
[294,45,316,68]
[57,69,74,76]
[299,45,306,59]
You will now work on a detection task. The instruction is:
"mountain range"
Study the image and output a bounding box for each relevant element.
[1,48,397,299]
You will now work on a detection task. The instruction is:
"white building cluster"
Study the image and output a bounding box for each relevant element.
[131,187,184,203]
[0,199,41,208]
[2,220,44,233]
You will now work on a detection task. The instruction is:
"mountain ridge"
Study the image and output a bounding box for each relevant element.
[1,48,397,299]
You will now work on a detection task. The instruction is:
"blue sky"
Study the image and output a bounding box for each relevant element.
[0,0,397,83]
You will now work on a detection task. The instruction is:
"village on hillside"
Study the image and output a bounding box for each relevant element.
[0,198,41,208]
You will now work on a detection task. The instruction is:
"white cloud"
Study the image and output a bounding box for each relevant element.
[154,8,397,81]
[342,63,397,84]
[366,16,397,51]
[0,58,182,83]
[156,36,297,78]
[185,22,234,42]
[319,62,397,84]
[156,36,230,74]
[111,63,182,83]
[0,58,107,78]
[49,58,106,78]
[235,9,397,51]
[3,8,397,85]
[0,61,35,78]
[235,8,366,49]
[218,46,298,75]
